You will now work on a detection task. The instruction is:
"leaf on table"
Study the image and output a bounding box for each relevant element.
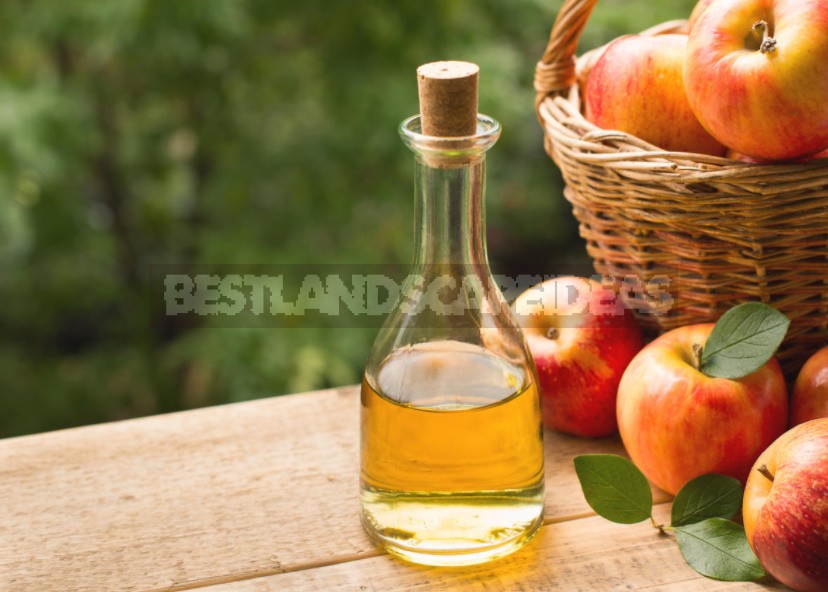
[674,518,767,582]
[573,454,652,524]
[700,302,789,379]
[671,473,743,527]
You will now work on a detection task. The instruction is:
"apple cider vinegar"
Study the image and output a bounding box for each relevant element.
[360,341,545,566]
[360,62,545,565]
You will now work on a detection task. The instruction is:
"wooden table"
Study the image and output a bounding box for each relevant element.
[1,386,785,591]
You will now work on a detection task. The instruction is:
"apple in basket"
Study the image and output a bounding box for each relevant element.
[513,277,643,438]
[685,0,828,161]
[585,34,726,156]
[688,0,716,29]
[727,148,828,163]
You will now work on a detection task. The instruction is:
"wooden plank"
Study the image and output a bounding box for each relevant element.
[202,506,786,592]
[0,386,667,592]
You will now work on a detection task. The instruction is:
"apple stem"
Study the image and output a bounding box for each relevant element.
[546,327,559,340]
[752,20,777,54]
[692,343,703,370]
[757,464,775,483]
[649,515,667,536]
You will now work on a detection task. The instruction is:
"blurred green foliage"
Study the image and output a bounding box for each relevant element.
[0,0,695,437]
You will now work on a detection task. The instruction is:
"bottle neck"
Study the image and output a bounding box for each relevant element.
[412,157,488,268]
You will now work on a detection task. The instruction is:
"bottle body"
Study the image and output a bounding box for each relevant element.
[359,115,545,566]
[360,341,544,566]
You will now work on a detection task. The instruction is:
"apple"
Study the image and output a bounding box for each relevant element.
[617,323,788,495]
[727,147,828,163]
[688,0,716,30]
[791,346,828,425]
[727,149,758,163]
[585,34,726,156]
[743,419,828,592]
[513,277,644,437]
[800,148,828,162]
[685,0,828,161]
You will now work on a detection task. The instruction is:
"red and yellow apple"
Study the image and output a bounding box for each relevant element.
[688,0,716,30]
[727,147,828,163]
[743,419,828,592]
[617,323,788,495]
[798,148,828,162]
[513,277,644,437]
[685,0,828,161]
[585,34,726,156]
[791,346,828,425]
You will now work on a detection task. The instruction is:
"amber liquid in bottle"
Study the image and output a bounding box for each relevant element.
[360,341,544,566]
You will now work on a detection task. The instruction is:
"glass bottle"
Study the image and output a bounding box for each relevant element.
[359,105,545,565]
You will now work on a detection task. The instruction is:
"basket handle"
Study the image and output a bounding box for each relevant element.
[534,0,599,108]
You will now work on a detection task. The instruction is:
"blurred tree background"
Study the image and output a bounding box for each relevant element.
[0,0,695,437]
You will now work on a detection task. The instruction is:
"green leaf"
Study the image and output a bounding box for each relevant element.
[573,454,652,524]
[700,302,789,379]
[674,518,767,581]
[671,474,743,527]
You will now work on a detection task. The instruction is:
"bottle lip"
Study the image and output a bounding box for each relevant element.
[399,114,501,164]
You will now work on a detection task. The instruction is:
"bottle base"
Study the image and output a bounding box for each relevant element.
[360,488,545,566]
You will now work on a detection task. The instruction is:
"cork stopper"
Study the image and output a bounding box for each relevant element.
[417,61,479,138]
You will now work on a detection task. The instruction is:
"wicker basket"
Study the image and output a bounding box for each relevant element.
[534,0,828,375]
